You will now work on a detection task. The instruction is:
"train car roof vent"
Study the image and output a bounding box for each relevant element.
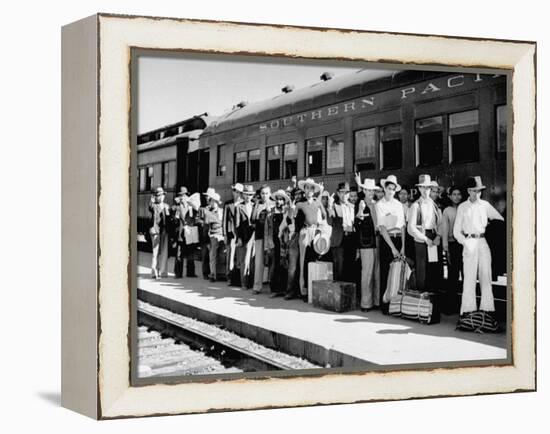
[320,72,334,81]
[235,101,248,108]
[281,84,295,93]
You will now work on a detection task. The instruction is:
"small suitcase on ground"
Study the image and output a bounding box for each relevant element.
[308,261,333,304]
[389,289,440,324]
[312,280,356,313]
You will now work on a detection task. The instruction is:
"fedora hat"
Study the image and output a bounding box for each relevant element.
[207,192,222,204]
[242,184,256,195]
[232,183,244,193]
[465,176,486,190]
[313,233,331,256]
[154,187,165,196]
[359,178,377,190]
[416,174,433,187]
[271,189,290,203]
[177,186,189,196]
[298,178,321,193]
[381,175,401,192]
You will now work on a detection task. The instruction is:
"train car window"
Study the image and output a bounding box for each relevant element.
[449,109,479,163]
[380,124,402,170]
[146,166,153,191]
[326,135,345,175]
[267,145,281,180]
[496,105,507,156]
[165,161,177,189]
[306,137,324,176]
[216,144,226,177]
[354,128,377,171]
[234,151,247,183]
[283,142,298,179]
[139,168,146,192]
[248,149,261,182]
[416,116,443,167]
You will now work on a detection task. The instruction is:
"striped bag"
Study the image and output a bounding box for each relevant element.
[389,290,439,324]
[456,311,500,333]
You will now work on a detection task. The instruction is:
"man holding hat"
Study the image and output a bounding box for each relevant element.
[408,174,443,292]
[223,183,243,286]
[375,175,406,312]
[251,185,274,294]
[355,177,380,311]
[453,176,504,315]
[264,189,290,297]
[148,187,171,279]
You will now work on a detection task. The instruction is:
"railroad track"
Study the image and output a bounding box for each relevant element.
[137,301,319,377]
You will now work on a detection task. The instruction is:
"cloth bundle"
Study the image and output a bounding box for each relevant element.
[389,290,439,324]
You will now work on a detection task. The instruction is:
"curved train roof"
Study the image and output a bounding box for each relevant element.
[204,69,448,135]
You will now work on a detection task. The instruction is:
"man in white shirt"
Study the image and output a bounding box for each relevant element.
[407,174,443,292]
[453,176,504,315]
[375,175,406,313]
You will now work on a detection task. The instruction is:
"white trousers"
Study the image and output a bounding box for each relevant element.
[151,231,169,278]
[460,237,495,314]
[359,248,380,309]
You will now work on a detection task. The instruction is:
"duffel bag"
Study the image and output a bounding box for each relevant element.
[389,290,440,324]
[456,311,500,333]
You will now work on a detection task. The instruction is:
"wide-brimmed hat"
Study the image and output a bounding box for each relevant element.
[416,174,433,187]
[202,187,216,198]
[232,183,244,193]
[381,175,401,192]
[298,178,322,193]
[154,187,165,196]
[465,176,486,190]
[313,233,331,256]
[207,192,222,204]
[242,185,256,196]
[271,189,290,203]
[177,186,189,196]
[359,178,377,190]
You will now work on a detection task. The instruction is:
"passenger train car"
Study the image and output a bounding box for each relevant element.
[199,69,508,208]
[136,114,212,238]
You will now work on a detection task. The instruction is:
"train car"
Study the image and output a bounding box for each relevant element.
[137,113,213,245]
[199,69,508,209]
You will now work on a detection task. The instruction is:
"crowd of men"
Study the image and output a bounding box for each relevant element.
[147,173,505,318]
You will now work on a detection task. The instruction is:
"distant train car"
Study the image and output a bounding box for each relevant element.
[136,114,213,244]
[199,69,508,209]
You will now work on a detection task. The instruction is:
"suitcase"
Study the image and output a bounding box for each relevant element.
[389,290,440,324]
[312,280,356,313]
[308,261,334,304]
[382,257,413,303]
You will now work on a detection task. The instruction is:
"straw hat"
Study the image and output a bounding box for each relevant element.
[207,192,222,204]
[271,189,290,203]
[381,175,401,192]
[298,178,322,193]
[359,178,377,190]
[415,174,433,187]
[242,185,256,196]
[232,183,244,193]
[177,186,189,196]
[202,187,216,198]
[154,187,165,196]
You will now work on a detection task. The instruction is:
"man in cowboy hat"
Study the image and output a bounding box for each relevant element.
[327,181,356,281]
[223,183,244,286]
[264,189,291,297]
[148,187,171,279]
[202,189,225,282]
[407,174,443,293]
[375,175,406,312]
[453,176,504,316]
[355,177,381,311]
[294,178,327,300]
[172,186,199,278]
[235,185,256,290]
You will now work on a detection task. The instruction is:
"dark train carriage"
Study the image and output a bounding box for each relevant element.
[200,69,507,208]
[137,114,212,244]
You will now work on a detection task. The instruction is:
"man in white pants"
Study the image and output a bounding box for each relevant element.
[453,176,504,315]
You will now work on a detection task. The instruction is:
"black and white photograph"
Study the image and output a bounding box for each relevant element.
[133,53,509,380]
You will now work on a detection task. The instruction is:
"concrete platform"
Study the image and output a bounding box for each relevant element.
[137,252,507,369]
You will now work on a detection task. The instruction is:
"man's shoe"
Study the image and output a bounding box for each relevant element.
[269,293,283,298]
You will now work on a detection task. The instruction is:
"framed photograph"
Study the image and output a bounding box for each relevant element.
[61,13,536,419]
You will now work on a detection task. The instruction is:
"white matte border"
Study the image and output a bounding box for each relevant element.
[97,14,536,418]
